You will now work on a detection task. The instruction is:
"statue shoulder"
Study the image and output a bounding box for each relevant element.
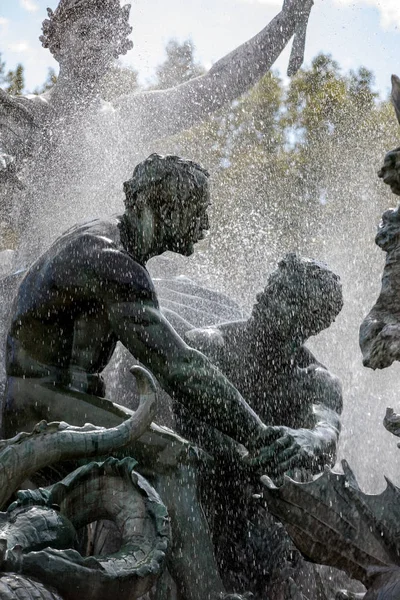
[81,222,155,295]
[184,326,230,368]
[0,90,49,162]
[185,320,247,357]
[185,326,225,352]
[0,89,49,121]
[49,224,156,300]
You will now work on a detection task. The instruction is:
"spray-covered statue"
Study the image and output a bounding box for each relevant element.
[0,1,349,598]
[262,76,400,600]
[0,0,313,248]
[0,152,344,599]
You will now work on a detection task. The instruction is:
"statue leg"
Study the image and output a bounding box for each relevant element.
[155,464,227,600]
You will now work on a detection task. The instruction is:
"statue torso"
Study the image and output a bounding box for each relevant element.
[186,323,339,429]
[6,217,156,381]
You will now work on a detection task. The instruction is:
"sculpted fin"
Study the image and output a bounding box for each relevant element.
[262,462,400,586]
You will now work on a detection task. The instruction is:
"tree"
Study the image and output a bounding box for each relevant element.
[0,53,25,96]
[150,38,205,90]
[100,64,139,102]
[34,67,58,94]
[4,64,25,96]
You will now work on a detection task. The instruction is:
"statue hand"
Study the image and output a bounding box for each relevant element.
[282,0,314,19]
[282,0,314,76]
[245,426,322,476]
[362,323,400,369]
[243,426,303,476]
[378,147,400,196]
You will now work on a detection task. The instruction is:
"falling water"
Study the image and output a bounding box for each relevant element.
[1,14,399,499]
[2,69,400,496]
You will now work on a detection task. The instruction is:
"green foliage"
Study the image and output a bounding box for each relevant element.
[2,63,25,96]
[0,52,25,95]
[100,64,139,102]
[149,38,205,90]
[34,67,58,94]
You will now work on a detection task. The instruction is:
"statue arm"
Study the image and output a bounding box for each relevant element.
[294,351,343,414]
[116,0,313,141]
[107,299,267,448]
[271,364,342,474]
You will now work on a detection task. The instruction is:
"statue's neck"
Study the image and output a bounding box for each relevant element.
[118,213,161,267]
[49,67,102,114]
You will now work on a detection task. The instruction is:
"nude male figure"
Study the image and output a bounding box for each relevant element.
[3,153,300,600]
[183,253,343,596]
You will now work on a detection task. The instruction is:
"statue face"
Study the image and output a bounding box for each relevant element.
[161,184,211,257]
[251,285,301,340]
[251,265,342,342]
[58,14,121,79]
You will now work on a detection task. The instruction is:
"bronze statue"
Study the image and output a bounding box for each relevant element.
[3,153,302,600]
[4,155,285,457]
[185,253,342,469]
[0,0,313,250]
[183,253,343,596]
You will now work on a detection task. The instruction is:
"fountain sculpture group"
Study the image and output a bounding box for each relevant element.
[0,0,399,599]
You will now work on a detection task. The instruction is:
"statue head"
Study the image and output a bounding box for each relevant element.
[375,206,400,251]
[123,154,210,256]
[249,253,343,344]
[40,0,133,79]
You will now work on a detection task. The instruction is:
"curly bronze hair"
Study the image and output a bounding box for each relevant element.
[251,253,343,336]
[123,153,210,214]
[40,0,133,62]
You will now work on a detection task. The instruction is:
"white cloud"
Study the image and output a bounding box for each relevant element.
[333,0,400,30]
[9,41,31,54]
[240,0,400,28]
[0,17,9,27]
[20,0,39,13]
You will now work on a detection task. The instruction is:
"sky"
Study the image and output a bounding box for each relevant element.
[0,0,399,97]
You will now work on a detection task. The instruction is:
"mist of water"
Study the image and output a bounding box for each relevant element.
[4,61,400,496]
